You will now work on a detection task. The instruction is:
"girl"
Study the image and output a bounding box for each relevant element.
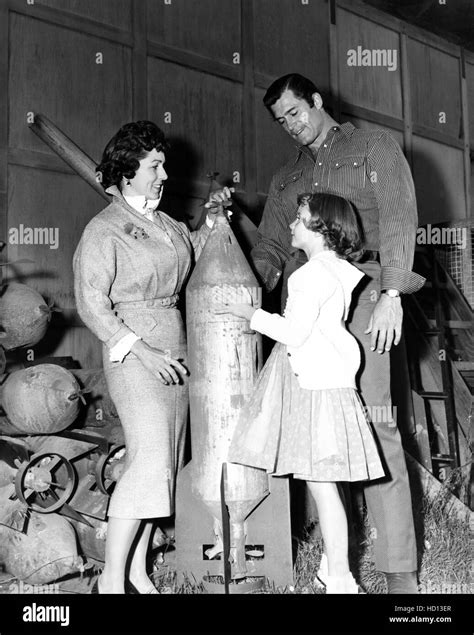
[217,192,385,594]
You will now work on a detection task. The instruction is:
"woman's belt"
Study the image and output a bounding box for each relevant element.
[114,294,179,310]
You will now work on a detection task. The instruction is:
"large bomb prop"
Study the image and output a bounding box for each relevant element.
[176,213,293,591]
[1,364,82,434]
[0,497,84,585]
[0,283,51,351]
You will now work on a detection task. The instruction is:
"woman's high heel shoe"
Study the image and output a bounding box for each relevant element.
[125,580,139,594]
[125,579,159,594]
[90,577,101,594]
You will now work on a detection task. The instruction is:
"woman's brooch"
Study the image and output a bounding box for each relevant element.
[124,223,149,240]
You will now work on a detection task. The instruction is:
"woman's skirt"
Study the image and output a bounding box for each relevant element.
[228,342,385,482]
[104,302,188,519]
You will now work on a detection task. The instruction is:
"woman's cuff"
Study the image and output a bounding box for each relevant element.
[109,333,141,362]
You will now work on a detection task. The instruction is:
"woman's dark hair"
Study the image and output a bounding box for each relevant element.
[296,192,364,261]
[96,121,169,190]
[263,73,321,114]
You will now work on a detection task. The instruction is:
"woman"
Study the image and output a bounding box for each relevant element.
[73,121,228,593]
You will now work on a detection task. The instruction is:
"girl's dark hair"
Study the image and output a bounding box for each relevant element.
[296,192,364,261]
[96,121,169,190]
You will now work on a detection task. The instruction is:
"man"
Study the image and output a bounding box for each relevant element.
[251,73,425,594]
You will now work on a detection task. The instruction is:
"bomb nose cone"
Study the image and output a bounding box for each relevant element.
[187,211,258,289]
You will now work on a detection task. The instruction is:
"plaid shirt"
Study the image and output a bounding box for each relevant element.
[251,122,425,295]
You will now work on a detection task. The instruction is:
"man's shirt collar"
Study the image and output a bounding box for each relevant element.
[294,122,355,163]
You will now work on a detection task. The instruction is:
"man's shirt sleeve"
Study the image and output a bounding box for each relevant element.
[368,132,425,294]
[250,173,293,292]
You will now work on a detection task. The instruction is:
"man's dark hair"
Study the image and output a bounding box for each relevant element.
[96,121,169,190]
[296,192,364,262]
[263,73,321,114]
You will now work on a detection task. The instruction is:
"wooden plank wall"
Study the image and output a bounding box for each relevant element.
[334,0,470,226]
[0,1,8,264]
[465,53,474,213]
[1,0,473,369]
[253,0,330,197]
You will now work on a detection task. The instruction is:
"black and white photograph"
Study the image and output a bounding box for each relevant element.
[0,0,472,633]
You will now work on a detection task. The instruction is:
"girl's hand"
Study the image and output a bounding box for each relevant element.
[215,303,256,321]
[131,340,188,385]
[205,187,235,215]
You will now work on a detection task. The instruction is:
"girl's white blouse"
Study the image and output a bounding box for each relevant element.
[250,250,365,390]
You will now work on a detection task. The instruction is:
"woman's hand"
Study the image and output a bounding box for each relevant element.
[204,187,235,217]
[215,303,256,321]
[131,340,188,385]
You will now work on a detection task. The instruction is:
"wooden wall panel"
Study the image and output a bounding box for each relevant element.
[471,159,474,217]
[0,1,7,250]
[34,0,132,30]
[9,14,133,161]
[408,38,462,140]
[7,165,104,309]
[255,87,298,195]
[147,0,241,65]
[254,0,329,92]
[343,115,404,149]
[466,61,474,146]
[42,326,103,369]
[336,7,403,120]
[412,135,466,225]
[148,58,243,190]
[161,192,208,230]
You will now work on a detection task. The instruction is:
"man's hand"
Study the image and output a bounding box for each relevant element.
[364,293,403,354]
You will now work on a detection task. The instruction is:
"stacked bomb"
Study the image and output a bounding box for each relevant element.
[0,281,82,434]
[0,280,84,584]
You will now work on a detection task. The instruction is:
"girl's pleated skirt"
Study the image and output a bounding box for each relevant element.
[228,343,385,482]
